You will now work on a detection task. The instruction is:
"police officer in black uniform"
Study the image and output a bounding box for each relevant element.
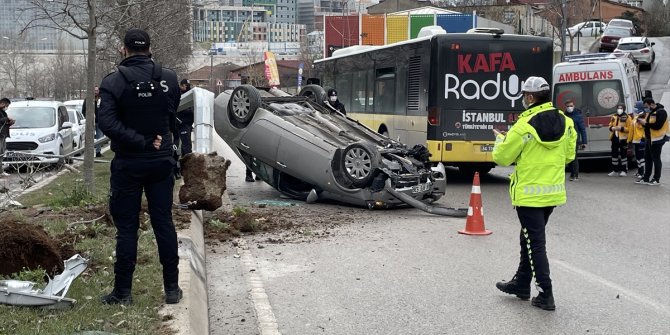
[98,28,182,305]
[177,79,194,156]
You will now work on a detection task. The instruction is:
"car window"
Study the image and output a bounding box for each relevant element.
[6,107,57,128]
[617,43,646,50]
[68,110,77,123]
[554,80,624,117]
[605,28,631,37]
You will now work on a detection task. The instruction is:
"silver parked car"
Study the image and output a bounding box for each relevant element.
[213,85,464,216]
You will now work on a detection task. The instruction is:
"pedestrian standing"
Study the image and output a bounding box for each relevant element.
[83,86,103,157]
[326,88,346,115]
[98,28,182,305]
[635,97,668,185]
[0,98,15,177]
[607,103,632,177]
[629,101,646,179]
[177,79,194,156]
[492,76,576,311]
[564,99,587,181]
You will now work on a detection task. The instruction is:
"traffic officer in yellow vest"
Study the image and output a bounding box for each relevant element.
[492,76,576,311]
[635,97,668,185]
[607,103,633,177]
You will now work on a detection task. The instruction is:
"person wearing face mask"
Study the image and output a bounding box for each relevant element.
[326,88,346,115]
[628,101,646,179]
[492,76,576,311]
[608,103,632,177]
[0,98,15,177]
[97,29,182,305]
[635,97,668,186]
[563,100,587,181]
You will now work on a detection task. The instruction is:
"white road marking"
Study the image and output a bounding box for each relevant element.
[554,259,670,316]
[237,239,282,335]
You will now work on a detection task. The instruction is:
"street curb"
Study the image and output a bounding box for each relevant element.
[162,210,209,334]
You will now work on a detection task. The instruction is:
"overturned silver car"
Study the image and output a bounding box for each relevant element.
[213,85,464,216]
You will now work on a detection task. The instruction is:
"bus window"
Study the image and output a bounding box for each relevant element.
[375,78,395,114]
[335,72,352,112]
[366,69,374,113]
[351,70,367,113]
[395,64,408,116]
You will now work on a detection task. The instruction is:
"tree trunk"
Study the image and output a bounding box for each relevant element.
[84,0,97,195]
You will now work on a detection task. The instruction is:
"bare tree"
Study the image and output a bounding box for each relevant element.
[645,2,670,36]
[0,35,32,92]
[21,0,192,194]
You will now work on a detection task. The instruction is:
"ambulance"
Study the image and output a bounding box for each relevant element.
[552,53,643,159]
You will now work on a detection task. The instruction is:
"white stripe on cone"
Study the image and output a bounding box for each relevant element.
[471,185,481,194]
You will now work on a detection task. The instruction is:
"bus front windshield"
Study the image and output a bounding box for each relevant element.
[553,80,624,116]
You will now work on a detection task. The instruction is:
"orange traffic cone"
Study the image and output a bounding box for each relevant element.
[458,172,492,236]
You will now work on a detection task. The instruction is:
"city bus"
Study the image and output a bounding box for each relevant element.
[312,28,553,174]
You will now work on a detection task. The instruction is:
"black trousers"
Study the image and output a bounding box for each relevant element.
[611,139,628,172]
[634,143,645,176]
[643,140,665,182]
[515,206,554,291]
[567,143,579,177]
[178,123,193,156]
[109,156,178,292]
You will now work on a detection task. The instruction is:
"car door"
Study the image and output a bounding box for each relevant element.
[583,22,594,36]
[58,106,74,153]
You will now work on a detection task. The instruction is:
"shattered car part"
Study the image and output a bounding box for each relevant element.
[0,254,88,308]
[214,85,465,216]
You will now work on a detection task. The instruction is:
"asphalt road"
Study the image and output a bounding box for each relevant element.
[207,37,670,334]
[208,133,670,334]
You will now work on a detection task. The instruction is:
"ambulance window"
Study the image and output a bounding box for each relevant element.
[592,81,624,116]
[553,83,583,111]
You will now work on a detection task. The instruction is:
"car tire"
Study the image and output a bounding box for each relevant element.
[299,85,328,106]
[228,85,261,127]
[341,143,379,188]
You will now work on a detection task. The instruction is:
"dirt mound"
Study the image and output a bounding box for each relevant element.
[0,214,63,277]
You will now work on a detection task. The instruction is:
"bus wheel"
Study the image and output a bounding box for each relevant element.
[341,143,379,188]
[298,85,328,106]
[228,85,261,127]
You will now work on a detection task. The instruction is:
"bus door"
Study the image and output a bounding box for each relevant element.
[373,71,402,140]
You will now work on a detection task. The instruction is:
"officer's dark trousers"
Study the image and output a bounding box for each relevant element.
[643,140,665,182]
[634,143,645,176]
[515,206,554,292]
[179,123,193,156]
[109,156,178,292]
[611,138,628,172]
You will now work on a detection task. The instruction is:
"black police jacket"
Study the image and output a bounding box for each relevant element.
[98,55,180,157]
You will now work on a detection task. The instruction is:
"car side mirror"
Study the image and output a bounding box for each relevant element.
[61,121,73,129]
[80,120,85,125]
[651,42,655,46]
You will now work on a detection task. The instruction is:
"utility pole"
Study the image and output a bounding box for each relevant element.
[561,0,567,61]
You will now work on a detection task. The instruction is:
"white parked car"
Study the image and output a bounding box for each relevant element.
[614,36,655,70]
[608,18,637,35]
[67,108,86,150]
[63,99,84,114]
[5,100,74,166]
[566,21,607,37]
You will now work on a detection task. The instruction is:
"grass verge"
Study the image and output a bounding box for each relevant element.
[1,159,178,335]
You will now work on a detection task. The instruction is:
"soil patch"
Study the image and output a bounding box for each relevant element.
[204,204,363,245]
[0,213,63,277]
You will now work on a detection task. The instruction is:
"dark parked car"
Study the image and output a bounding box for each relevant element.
[599,27,633,52]
[213,85,465,216]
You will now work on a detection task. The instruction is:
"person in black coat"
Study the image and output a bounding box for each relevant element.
[564,99,587,181]
[326,88,346,115]
[0,98,15,176]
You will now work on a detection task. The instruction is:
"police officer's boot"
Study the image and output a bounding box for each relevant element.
[101,288,133,305]
[165,282,183,304]
[496,273,531,300]
[531,287,555,311]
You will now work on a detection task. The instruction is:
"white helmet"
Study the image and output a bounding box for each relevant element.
[521,76,550,93]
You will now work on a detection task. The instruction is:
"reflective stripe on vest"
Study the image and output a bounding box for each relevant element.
[523,184,566,195]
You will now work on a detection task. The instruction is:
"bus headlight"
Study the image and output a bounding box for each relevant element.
[38,133,56,143]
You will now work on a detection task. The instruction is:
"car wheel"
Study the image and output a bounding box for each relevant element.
[299,85,328,106]
[341,143,379,188]
[228,85,261,127]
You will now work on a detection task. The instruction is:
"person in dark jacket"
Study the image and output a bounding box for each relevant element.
[564,100,587,181]
[177,79,193,156]
[0,98,15,177]
[82,86,103,157]
[97,28,182,305]
[635,97,668,185]
[326,88,346,115]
